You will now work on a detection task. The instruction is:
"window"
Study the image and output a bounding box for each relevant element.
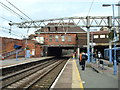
[106,35,109,38]
[49,35,52,42]
[100,35,105,38]
[55,35,59,42]
[61,35,65,42]
[68,35,72,42]
[94,35,98,39]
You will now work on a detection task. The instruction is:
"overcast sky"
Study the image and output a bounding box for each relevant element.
[0,0,119,39]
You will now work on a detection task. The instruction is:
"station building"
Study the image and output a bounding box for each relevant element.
[31,23,120,58]
[90,27,120,57]
[1,23,120,60]
[31,23,87,58]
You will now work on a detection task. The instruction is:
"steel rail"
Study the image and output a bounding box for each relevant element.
[1,59,56,89]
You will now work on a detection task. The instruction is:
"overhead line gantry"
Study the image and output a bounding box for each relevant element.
[8,16,120,64]
[9,16,120,28]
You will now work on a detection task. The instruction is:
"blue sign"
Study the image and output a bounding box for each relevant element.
[26,50,30,58]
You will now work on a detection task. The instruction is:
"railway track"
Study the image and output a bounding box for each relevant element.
[2,58,53,76]
[29,59,67,89]
[1,58,68,89]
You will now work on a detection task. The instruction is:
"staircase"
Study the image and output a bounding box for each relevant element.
[1,48,24,60]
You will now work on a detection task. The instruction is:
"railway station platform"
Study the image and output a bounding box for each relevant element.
[51,58,119,89]
[51,58,83,89]
[0,57,119,89]
[0,57,54,69]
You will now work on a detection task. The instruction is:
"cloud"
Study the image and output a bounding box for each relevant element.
[0,0,119,39]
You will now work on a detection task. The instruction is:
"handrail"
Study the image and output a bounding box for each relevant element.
[2,48,24,59]
[0,49,15,55]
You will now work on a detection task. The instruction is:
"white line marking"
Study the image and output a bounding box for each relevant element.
[49,58,70,90]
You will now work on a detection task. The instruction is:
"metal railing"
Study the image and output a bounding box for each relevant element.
[1,48,24,59]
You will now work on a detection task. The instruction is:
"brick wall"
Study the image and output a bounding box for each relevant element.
[27,40,43,57]
[93,34,109,43]
[0,37,42,60]
[35,44,42,57]
[77,33,87,47]
[36,33,77,45]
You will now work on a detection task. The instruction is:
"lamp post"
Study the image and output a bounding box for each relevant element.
[91,29,97,63]
[91,31,94,63]
[102,4,120,75]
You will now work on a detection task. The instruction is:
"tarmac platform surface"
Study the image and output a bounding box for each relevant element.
[51,58,118,89]
[0,57,53,69]
[0,57,119,89]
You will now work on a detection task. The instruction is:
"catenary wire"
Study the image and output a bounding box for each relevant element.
[6,0,39,28]
[0,29,22,38]
[0,2,28,21]
[0,26,26,37]
[87,0,95,16]
[6,0,33,21]
[0,1,32,39]
[0,16,12,22]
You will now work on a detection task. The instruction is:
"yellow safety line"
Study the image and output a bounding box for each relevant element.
[73,59,84,89]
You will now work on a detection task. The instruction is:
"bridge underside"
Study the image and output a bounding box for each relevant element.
[43,44,120,58]
[45,46,76,58]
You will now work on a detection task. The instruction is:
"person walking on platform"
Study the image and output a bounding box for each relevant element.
[97,51,102,68]
[79,53,82,65]
[93,51,97,63]
[72,52,75,59]
[79,51,88,71]
[98,51,102,59]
